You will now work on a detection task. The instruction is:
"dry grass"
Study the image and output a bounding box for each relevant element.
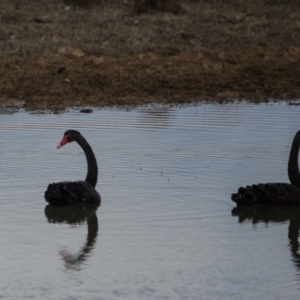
[0,0,300,111]
[0,0,299,59]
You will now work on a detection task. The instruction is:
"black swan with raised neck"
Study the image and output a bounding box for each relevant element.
[231,131,300,205]
[45,130,101,206]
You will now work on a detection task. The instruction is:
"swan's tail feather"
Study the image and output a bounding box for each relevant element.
[231,185,273,205]
[44,183,77,205]
[231,186,256,205]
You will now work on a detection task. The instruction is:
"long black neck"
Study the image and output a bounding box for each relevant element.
[288,131,300,187]
[77,135,98,188]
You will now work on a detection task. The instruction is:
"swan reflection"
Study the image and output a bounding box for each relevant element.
[45,203,99,271]
[232,205,300,271]
[137,107,174,128]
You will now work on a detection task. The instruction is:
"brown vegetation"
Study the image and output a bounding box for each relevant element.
[0,0,300,111]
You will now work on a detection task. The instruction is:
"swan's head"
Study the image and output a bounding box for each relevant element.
[57,130,81,149]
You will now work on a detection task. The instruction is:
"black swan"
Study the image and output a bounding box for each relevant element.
[231,130,300,205]
[44,130,101,205]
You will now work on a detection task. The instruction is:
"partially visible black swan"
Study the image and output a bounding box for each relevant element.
[231,131,300,205]
[45,130,101,206]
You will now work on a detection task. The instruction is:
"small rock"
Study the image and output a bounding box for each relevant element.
[92,56,104,65]
[80,108,93,113]
[34,17,51,23]
[58,47,84,58]
[57,66,66,74]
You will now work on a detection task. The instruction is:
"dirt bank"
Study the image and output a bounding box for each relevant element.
[1,0,300,111]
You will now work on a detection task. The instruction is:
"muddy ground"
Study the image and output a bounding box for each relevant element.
[1,0,300,111]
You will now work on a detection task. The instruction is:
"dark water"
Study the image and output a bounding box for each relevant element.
[0,103,300,299]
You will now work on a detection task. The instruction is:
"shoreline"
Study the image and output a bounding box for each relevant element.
[1,47,300,112]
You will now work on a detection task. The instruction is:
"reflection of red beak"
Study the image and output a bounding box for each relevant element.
[57,135,69,149]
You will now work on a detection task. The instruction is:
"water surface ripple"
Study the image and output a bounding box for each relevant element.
[0,102,300,299]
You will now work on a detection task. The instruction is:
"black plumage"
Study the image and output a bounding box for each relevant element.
[45,130,101,206]
[231,131,300,205]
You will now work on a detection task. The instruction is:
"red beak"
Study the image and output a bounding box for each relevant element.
[57,135,69,149]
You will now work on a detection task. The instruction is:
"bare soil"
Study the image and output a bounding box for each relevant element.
[1,0,300,111]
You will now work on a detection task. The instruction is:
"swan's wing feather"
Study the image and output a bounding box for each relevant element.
[231,183,300,205]
[45,181,100,205]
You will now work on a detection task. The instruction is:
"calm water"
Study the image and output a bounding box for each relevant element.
[0,102,300,299]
